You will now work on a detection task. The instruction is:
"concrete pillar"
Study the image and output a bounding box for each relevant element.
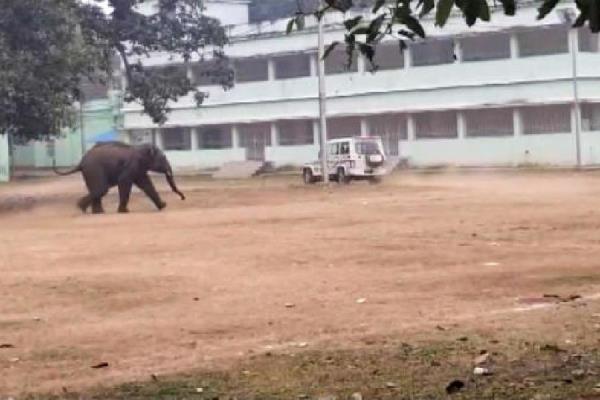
[190,127,199,150]
[312,120,320,145]
[568,28,579,54]
[510,32,519,59]
[267,58,276,81]
[454,39,463,63]
[270,122,279,146]
[404,45,412,69]
[513,108,523,136]
[154,129,164,149]
[360,117,369,137]
[310,53,318,76]
[407,115,416,141]
[357,54,366,74]
[232,125,240,148]
[457,111,466,139]
[186,64,195,86]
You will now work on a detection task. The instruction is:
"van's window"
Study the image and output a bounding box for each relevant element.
[340,142,350,155]
[328,143,339,155]
[355,141,379,155]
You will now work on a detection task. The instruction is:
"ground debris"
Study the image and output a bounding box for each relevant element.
[474,352,490,365]
[446,379,465,394]
[542,294,582,303]
[91,362,109,369]
[473,366,493,376]
[0,344,15,349]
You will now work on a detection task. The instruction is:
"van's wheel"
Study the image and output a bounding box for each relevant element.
[337,168,350,184]
[303,168,316,184]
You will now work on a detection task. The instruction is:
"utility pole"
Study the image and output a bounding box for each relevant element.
[317,1,329,184]
[570,28,582,168]
[560,8,582,168]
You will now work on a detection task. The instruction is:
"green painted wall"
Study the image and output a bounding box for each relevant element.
[0,134,9,182]
[12,97,120,168]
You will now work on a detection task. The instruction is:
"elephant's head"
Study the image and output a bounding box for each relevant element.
[141,144,186,200]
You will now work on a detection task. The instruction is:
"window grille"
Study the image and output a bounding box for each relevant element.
[518,26,568,57]
[411,39,455,67]
[521,104,571,134]
[414,111,458,139]
[465,108,514,137]
[461,33,511,62]
[277,120,314,146]
[162,127,192,150]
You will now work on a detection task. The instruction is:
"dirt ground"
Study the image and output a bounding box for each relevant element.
[2,170,600,397]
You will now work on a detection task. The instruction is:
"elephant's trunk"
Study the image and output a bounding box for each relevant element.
[165,167,186,200]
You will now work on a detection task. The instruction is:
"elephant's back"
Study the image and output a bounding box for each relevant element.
[81,143,134,177]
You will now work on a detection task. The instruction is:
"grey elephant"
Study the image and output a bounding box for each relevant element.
[53,141,185,214]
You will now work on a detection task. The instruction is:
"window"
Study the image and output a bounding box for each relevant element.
[327,117,362,139]
[340,141,350,155]
[198,125,232,149]
[411,39,455,67]
[461,33,511,62]
[238,123,271,147]
[367,114,407,156]
[328,142,339,155]
[581,103,600,131]
[274,54,311,79]
[355,141,380,155]
[521,104,571,135]
[579,29,599,52]
[370,42,404,70]
[465,108,514,137]
[325,48,358,75]
[277,120,314,146]
[129,129,155,145]
[414,111,458,139]
[234,58,269,82]
[518,26,568,57]
[162,127,192,150]
[191,59,231,87]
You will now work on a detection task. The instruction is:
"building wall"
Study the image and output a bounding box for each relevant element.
[122,3,600,170]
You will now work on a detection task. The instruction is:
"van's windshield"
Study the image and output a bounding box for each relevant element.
[355,141,380,155]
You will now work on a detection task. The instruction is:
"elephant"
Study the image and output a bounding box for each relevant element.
[53,141,185,214]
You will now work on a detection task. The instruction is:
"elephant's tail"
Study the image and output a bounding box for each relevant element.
[52,159,81,176]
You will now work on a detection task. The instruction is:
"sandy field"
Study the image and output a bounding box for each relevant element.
[1,170,600,396]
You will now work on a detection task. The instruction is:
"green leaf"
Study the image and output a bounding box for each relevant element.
[367,14,386,42]
[404,15,426,38]
[537,0,560,20]
[591,0,600,32]
[479,0,490,21]
[322,41,341,60]
[419,0,435,17]
[372,0,387,13]
[286,18,295,34]
[436,0,455,27]
[499,0,516,15]
[344,16,363,30]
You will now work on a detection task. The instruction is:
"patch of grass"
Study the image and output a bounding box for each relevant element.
[25,336,600,400]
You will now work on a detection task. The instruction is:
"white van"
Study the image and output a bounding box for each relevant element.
[302,136,387,184]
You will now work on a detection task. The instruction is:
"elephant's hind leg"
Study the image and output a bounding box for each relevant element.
[91,198,105,214]
[77,195,92,213]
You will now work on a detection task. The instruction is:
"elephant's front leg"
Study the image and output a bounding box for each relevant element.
[117,176,133,213]
[135,174,166,210]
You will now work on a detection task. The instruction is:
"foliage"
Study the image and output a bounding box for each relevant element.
[0,0,233,143]
[288,0,598,70]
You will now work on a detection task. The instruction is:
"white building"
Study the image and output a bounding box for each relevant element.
[121,0,600,170]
